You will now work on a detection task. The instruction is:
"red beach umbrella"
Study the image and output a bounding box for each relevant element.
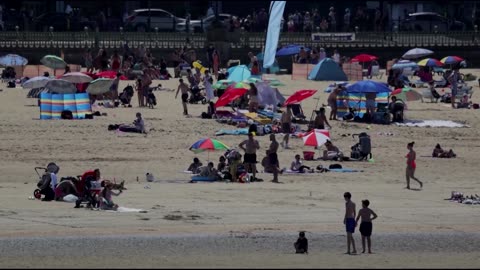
[214,88,248,108]
[283,89,317,106]
[351,54,378,63]
[302,129,331,147]
[96,71,128,80]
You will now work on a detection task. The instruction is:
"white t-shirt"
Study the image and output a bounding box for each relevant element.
[134,118,145,133]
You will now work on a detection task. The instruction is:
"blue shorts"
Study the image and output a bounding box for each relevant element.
[345,218,356,233]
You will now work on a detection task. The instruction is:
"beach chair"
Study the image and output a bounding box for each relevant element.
[370,65,383,79]
[455,84,474,100]
[290,104,307,123]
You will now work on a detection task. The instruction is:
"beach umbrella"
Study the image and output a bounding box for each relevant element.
[417,58,444,67]
[346,80,391,93]
[227,65,251,82]
[21,76,52,89]
[402,48,434,60]
[189,138,230,153]
[95,71,127,80]
[0,54,28,66]
[40,55,67,69]
[86,78,114,95]
[440,56,464,65]
[213,79,234,90]
[283,89,318,106]
[45,79,77,94]
[351,54,378,63]
[214,87,248,108]
[392,60,419,70]
[391,87,423,102]
[61,72,93,84]
[276,44,311,56]
[244,77,263,84]
[302,129,331,147]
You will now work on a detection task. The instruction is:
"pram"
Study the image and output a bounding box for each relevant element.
[1,67,16,83]
[350,132,372,161]
[189,85,207,104]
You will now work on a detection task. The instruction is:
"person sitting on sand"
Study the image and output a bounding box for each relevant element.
[323,140,344,161]
[187,157,203,174]
[291,154,314,173]
[313,107,331,130]
[98,180,122,211]
[294,231,308,254]
[198,162,221,180]
[432,144,456,158]
[217,156,227,173]
[118,112,146,134]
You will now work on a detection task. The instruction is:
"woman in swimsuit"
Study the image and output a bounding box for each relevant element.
[405,142,423,189]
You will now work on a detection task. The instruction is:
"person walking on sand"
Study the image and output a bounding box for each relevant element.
[267,134,280,183]
[355,199,378,254]
[239,133,260,181]
[280,105,293,149]
[343,192,357,254]
[405,141,423,189]
[175,78,190,115]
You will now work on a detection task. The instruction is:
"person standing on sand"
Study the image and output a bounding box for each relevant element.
[355,199,378,254]
[239,133,260,181]
[280,105,293,149]
[343,192,357,254]
[267,134,280,183]
[405,141,423,189]
[328,86,342,120]
[175,78,190,116]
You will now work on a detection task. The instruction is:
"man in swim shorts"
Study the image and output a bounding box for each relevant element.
[175,78,190,115]
[343,192,357,254]
[239,133,260,181]
[355,199,378,254]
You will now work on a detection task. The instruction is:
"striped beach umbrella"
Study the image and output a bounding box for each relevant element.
[440,56,464,65]
[417,58,444,67]
[189,138,230,153]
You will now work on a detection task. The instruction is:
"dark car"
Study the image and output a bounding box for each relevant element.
[400,12,465,32]
[32,12,96,31]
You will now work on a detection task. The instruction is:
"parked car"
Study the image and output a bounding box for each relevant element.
[32,12,96,31]
[176,13,234,33]
[124,8,186,32]
[400,12,465,32]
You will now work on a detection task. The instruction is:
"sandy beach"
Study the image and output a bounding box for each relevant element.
[0,68,479,268]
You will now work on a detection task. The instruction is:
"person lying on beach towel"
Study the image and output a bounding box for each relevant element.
[432,144,456,158]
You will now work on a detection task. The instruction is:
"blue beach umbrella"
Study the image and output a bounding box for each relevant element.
[227,65,251,82]
[392,60,419,70]
[0,54,28,66]
[346,80,391,93]
[276,44,310,56]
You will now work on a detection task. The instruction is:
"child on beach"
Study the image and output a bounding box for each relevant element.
[294,231,308,254]
[99,180,123,211]
[343,192,357,254]
[355,199,378,254]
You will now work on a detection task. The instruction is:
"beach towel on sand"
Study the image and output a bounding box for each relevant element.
[395,120,469,128]
[215,128,250,136]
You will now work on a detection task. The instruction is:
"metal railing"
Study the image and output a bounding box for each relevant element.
[0,30,479,50]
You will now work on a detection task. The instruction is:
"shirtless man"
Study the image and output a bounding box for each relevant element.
[328,86,343,120]
[313,107,331,130]
[267,134,280,183]
[280,105,293,149]
[239,133,260,181]
[175,78,190,115]
[355,199,378,254]
[343,192,357,254]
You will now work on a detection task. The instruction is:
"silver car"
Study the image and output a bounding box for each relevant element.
[177,13,235,33]
[124,8,186,32]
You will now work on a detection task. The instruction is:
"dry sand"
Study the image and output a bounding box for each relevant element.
[0,68,479,268]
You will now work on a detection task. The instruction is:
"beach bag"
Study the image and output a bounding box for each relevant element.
[7,81,15,88]
[61,110,73,120]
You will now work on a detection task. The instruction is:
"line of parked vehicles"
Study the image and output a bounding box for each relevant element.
[0,8,468,32]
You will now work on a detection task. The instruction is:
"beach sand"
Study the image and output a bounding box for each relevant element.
[0,69,479,268]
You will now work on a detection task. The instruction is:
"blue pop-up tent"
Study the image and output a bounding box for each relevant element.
[227,65,251,82]
[308,58,348,81]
